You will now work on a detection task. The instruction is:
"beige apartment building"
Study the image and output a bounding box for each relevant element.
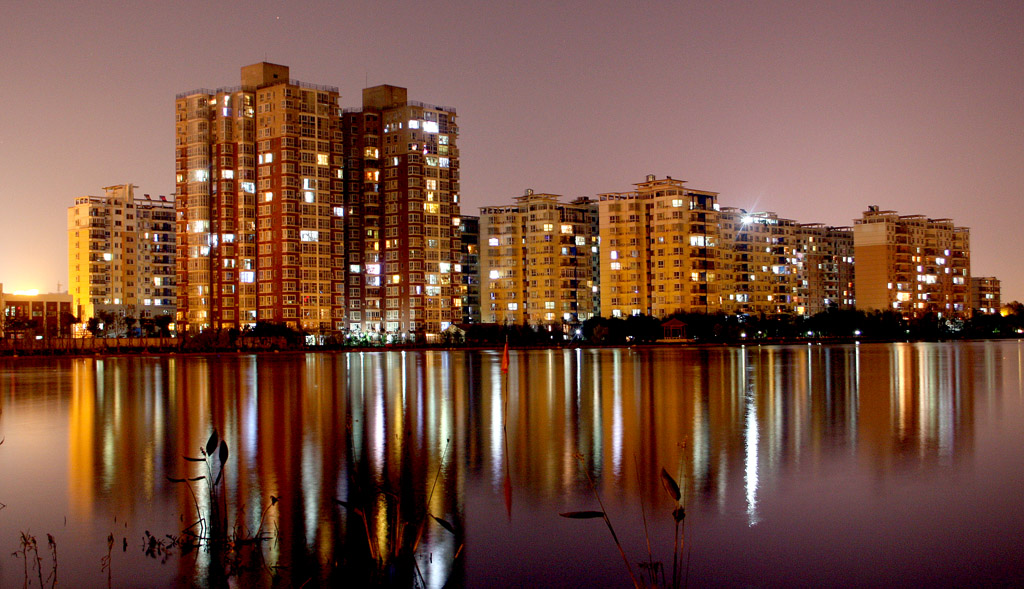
[598,175,721,318]
[175,62,344,333]
[718,209,801,316]
[853,206,970,318]
[67,184,175,328]
[480,191,597,326]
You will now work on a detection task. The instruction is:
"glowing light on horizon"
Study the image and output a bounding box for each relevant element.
[12,289,39,296]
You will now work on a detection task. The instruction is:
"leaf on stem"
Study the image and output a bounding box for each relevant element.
[660,468,681,502]
[431,515,457,535]
[218,440,228,463]
[205,429,219,456]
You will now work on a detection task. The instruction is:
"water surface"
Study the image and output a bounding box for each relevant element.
[0,341,1022,587]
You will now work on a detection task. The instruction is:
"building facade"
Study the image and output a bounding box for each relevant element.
[1,288,74,339]
[718,209,800,316]
[175,63,345,333]
[67,184,176,327]
[598,176,721,318]
[480,191,598,326]
[853,206,970,318]
[970,277,1000,315]
[459,215,481,324]
[341,86,462,338]
[794,223,855,315]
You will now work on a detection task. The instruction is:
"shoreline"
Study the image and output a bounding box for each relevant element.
[1,335,1019,359]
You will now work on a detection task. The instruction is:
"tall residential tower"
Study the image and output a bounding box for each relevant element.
[342,86,462,338]
[175,63,345,333]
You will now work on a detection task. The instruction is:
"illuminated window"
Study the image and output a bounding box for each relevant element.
[423,121,439,133]
[300,230,319,242]
[317,154,329,165]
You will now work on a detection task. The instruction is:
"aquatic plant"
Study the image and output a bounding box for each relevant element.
[335,438,462,587]
[560,453,641,588]
[14,531,58,589]
[166,429,278,581]
[560,447,690,589]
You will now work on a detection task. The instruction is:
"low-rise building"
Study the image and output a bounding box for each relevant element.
[1,287,74,339]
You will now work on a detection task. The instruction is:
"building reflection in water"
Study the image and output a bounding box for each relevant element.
[52,341,998,585]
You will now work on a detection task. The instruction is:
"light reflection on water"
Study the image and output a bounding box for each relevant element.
[0,341,1021,586]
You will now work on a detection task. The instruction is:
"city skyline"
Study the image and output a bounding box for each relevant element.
[2,2,1021,299]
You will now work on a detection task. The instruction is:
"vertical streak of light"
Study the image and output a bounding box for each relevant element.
[612,351,623,478]
[852,343,860,449]
[490,359,503,487]
[745,393,759,526]
[372,356,385,479]
[743,347,759,526]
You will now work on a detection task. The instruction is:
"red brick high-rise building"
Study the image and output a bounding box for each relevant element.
[176,64,460,339]
[175,63,345,333]
[342,86,461,338]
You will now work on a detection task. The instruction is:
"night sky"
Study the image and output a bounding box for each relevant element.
[2,1,1021,300]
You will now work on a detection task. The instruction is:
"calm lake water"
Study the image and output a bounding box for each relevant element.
[1,342,1023,587]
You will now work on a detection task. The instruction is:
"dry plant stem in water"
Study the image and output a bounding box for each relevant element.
[560,453,641,589]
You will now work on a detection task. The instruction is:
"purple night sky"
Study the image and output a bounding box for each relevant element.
[2,1,1021,300]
